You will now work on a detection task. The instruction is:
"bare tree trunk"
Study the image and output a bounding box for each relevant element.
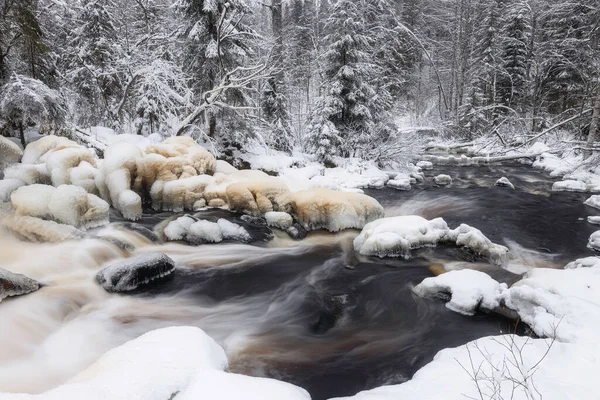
[18,122,25,148]
[585,96,600,159]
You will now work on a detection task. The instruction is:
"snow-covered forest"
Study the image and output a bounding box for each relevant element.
[3,1,600,400]
[1,0,599,160]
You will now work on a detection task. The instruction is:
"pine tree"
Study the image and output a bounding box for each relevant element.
[68,0,123,123]
[306,0,380,159]
[497,0,531,110]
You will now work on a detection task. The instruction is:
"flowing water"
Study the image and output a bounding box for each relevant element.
[0,164,597,399]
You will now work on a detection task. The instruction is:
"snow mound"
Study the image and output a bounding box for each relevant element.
[552,179,587,192]
[354,216,508,264]
[96,252,175,292]
[264,211,293,230]
[4,163,50,185]
[291,188,384,232]
[0,136,22,178]
[164,217,251,244]
[584,195,600,210]
[495,176,514,189]
[434,174,452,186]
[414,269,508,315]
[587,231,600,251]
[11,184,109,229]
[45,146,97,188]
[0,268,40,303]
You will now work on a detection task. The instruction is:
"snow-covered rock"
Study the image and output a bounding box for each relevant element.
[226,178,291,216]
[434,174,452,186]
[96,252,175,293]
[291,188,384,232]
[552,179,587,192]
[354,216,507,263]
[0,214,84,243]
[387,174,411,191]
[0,136,22,178]
[588,216,600,225]
[21,135,81,164]
[588,231,600,251]
[495,176,514,189]
[354,216,449,258]
[0,268,40,302]
[584,195,600,210]
[416,160,433,170]
[264,211,293,230]
[164,217,252,244]
[414,270,508,315]
[11,184,109,229]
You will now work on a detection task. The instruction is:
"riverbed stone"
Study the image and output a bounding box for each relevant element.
[434,174,452,186]
[0,268,40,302]
[96,252,175,293]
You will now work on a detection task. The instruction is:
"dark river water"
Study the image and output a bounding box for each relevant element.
[2,164,597,399]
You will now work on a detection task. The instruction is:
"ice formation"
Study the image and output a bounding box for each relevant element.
[226,178,292,216]
[588,216,600,225]
[0,268,40,302]
[565,256,600,269]
[0,214,84,243]
[96,252,175,292]
[416,160,433,170]
[386,174,411,190]
[354,216,508,263]
[291,188,385,232]
[495,176,514,189]
[11,184,109,229]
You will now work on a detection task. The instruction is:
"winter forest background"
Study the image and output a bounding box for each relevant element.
[0,0,599,164]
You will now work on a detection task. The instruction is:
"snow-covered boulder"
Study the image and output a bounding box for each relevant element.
[414,269,508,315]
[265,211,293,230]
[495,176,514,189]
[416,160,433,170]
[45,146,97,187]
[445,223,509,265]
[588,216,600,225]
[291,188,384,232]
[0,268,40,302]
[434,174,452,186]
[584,195,600,210]
[226,178,291,216]
[354,216,508,264]
[0,136,22,178]
[215,159,238,174]
[11,184,109,229]
[285,222,308,240]
[588,231,600,251]
[163,216,252,244]
[552,179,587,192]
[387,174,411,191]
[354,216,449,258]
[96,252,175,293]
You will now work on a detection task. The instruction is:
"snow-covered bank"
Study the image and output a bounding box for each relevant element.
[0,326,310,400]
